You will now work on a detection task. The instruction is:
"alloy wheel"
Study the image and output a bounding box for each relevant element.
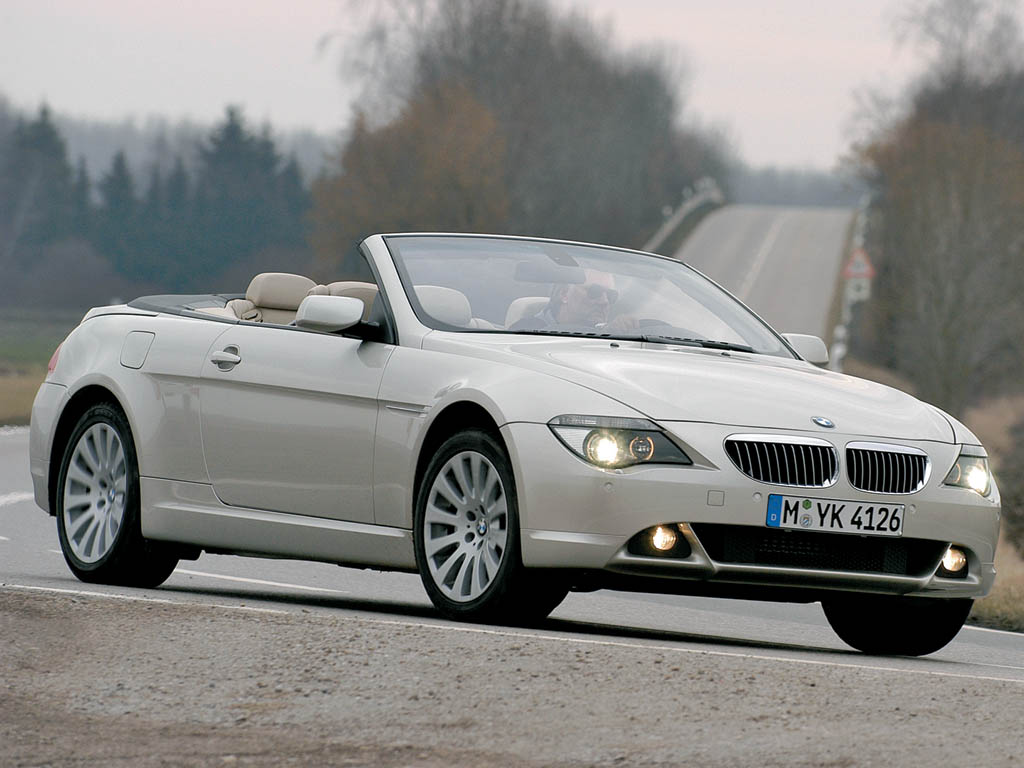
[422,450,508,602]
[62,422,127,564]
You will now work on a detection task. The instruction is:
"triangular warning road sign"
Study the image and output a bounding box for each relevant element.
[843,248,876,280]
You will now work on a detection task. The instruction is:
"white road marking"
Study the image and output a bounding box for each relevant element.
[0,536,9,541]
[2,584,286,614]
[46,549,62,554]
[965,625,1024,637]
[175,568,350,595]
[737,213,789,301]
[0,492,34,507]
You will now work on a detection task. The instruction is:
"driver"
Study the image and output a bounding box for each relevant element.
[514,269,624,329]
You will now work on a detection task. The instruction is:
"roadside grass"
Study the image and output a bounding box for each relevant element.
[844,355,1024,633]
[0,309,81,425]
[970,535,1024,632]
[0,367,47,426]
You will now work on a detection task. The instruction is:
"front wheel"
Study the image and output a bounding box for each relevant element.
[414,429,567,624]
[55,402,179,588]
[822,595,973,656]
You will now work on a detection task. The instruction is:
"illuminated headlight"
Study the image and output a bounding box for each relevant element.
[943,453,992,496]
[548,415,692,469]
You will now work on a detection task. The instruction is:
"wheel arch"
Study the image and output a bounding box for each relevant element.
[48,384,130,516]
[413,401,506,505]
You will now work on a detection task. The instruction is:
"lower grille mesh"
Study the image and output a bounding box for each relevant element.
[691,524,945,577]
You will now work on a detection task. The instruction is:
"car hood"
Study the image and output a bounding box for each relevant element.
[430,335,955,442]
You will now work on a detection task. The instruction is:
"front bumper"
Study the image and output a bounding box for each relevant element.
[502,422,999,600]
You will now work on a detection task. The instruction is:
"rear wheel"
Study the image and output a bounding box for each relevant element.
[55,402,178,588]
[414,429,567,624]
[822,595,973,656]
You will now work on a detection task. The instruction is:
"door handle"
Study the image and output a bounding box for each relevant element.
[211,347,241,369]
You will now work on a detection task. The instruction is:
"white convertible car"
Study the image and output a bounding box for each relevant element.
[29,234,1000,655]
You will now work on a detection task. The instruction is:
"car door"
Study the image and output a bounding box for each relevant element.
[198,323,393,523]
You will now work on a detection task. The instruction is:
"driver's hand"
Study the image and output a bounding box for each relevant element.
[606,314,640,331]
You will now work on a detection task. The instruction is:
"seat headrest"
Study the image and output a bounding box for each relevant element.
[307,281,379,302]
[307,281,380,321]
[246,273,316,310]
[415,285,472,327]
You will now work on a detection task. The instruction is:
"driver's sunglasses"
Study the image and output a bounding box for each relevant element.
[585,284,619,303]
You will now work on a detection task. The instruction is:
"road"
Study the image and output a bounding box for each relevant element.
[675,204,853,339]
[5,207,1024,765]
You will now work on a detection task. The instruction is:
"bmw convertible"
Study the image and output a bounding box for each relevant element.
[29,233,1000,655]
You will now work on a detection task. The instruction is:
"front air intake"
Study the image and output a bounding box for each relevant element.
[725,435,838,488]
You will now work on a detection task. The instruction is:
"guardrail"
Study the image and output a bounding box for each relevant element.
[641,177,725,254]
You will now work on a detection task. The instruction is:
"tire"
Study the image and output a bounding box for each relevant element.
[55,402,179,588]
[414,429,568,624]
[822,595,973,656]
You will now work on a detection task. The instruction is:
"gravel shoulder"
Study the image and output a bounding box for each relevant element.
[3,589,1022,767]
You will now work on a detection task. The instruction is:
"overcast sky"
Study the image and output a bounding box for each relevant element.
[0,0,933,169]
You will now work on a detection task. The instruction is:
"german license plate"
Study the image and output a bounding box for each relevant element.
[766,494,904,537]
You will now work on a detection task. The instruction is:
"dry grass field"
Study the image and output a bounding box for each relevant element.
[846,356,1024,632]
[0,367,47,426]
[970,535,1024,631]
[0,309,81,426]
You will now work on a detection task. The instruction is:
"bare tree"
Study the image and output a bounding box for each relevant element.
[310,85,509,277]
[316,0,729,269]
[860,118,1024,414]
[895,0,1024,83]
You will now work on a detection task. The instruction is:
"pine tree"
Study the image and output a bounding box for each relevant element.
[0,105,73,260]
[193,107,283,281]
[69,157,92,238]
[96,151,138,276]
[276,155,309,245]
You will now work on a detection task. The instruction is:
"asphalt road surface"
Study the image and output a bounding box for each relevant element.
[5,208,1024,765]
[675,204,853,339]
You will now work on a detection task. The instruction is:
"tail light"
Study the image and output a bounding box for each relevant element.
[46,343,62,378]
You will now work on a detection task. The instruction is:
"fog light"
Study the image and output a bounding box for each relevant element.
[652,525,678,551]
[941,546,967,574]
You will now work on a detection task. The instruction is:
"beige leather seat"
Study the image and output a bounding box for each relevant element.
[414,286,495,329]
[232,273,317,324]
[195,273,317,323]
[306,281,379,322]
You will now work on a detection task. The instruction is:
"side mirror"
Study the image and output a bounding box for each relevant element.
[782,333,829,365]
[295,295,364,333]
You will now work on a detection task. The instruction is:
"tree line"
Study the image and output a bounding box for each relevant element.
[853,0,1024,418]
[852,0,1024,542]
[1,0,731,304]
[0,105,310,299]
[310,0,730,277]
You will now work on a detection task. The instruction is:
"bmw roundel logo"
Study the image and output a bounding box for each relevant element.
[812,416,835,428]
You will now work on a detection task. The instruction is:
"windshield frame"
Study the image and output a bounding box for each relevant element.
[382,233,798,359]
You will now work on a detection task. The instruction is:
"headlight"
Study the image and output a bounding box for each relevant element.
[943,453,991,496]
[548,415,692,469]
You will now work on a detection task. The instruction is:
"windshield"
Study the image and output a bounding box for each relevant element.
[385,235,793,357]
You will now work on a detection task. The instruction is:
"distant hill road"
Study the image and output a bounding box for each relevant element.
[674,204,854,339]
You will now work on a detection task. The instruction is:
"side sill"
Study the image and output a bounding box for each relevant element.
[140,477,416,571]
